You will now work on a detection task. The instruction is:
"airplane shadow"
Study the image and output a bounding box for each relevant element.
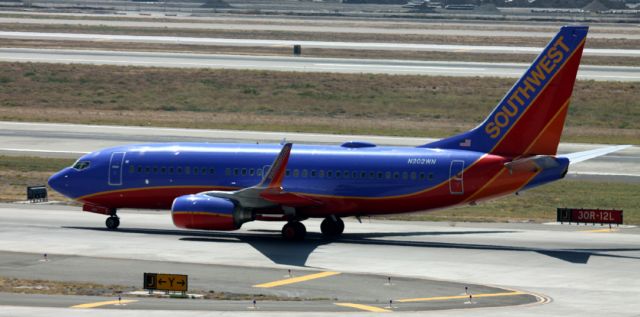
[64,226,640,267]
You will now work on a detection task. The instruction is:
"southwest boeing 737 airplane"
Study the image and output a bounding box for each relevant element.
[48,26,629,240]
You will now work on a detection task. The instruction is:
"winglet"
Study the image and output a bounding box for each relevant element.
[257,143,292,188]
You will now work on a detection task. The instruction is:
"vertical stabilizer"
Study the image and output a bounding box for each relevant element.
[421,26,588,157]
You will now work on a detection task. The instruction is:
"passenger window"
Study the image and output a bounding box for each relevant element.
[137,166,143,173]
[385,171,391,179]
[257,169,263,176]
[419,172,425,180]
[161,167,166,174]
[393,172,399,179]
[311,170,317,177]
[369,171,375,179]
[210,168,216,175]
[411,171,417,180]
[335,171,341,178]
[225,168,231,176]
[360,171,367,178]
[129,165,135,174]
[402,172,409,180]
[428,173,434,180]
[177,167,183,174]
[377,172,383,179]
[318,170,325,178]
[169,167,174,174]
[343,170,349,178]
[234,168,239,176]
[193,167,199,175]
[249,169,255,176]
[352,171,358,179]
[285,169,290,177]
[185,166,191,175]
[242,168,247,176]
[327,170,333,178]
[293,169,299,177]
[153,166,158,173]
[302,169,308,177]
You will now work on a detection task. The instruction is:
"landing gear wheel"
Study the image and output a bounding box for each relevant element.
[282,221,306,241]
[106,216,120,230]
[321,216,344,239]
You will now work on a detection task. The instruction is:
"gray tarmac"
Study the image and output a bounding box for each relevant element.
[0,17,638,40]
[0,31,638,57]
[0,48,638,81]
[0,251,534,311]
[0,121,637,183]
[0,204,638,316]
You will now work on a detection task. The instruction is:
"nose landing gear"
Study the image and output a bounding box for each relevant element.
[105,215,120,230]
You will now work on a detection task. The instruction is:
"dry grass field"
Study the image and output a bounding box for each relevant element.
[0,62,637,144]
[386,180,640,224]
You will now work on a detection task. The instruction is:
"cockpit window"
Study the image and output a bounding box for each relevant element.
[72,161,91,170]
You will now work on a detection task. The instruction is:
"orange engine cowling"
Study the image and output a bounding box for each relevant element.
[171,194,250,231]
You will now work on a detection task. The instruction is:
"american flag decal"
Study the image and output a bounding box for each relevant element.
[459,139,471,147]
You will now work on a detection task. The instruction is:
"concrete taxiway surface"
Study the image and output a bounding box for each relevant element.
[0,121,638,183]
[0,204,638,316]
[1,31,639,57]
[0,251,536,311]
[1,48,638,81]
[0,17,638,40]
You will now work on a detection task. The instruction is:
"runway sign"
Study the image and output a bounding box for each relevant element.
[144,273,188,292]
[557,208,623,225]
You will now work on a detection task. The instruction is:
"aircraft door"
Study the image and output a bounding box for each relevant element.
[108,152,126,186]
[449,160,464,195]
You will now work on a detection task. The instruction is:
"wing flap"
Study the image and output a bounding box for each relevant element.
[260,189,323,207]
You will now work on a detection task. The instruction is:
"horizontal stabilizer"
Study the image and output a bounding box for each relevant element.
[561,145,631,165]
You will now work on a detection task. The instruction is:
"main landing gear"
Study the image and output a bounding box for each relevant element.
[280,215,345,241]
[105,215,120,230]
[321,215,344,239]
[282,221,306,241]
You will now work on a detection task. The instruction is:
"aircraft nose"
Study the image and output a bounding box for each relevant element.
[48,169,69,195]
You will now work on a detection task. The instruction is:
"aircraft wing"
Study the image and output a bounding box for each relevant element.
[203,142,321,209]
[560,145,631,165]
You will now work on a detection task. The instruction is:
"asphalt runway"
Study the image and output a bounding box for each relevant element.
[1,121,638,183]
[0,17,638,40]
[0,204,638,316]
[0,48,638,81]
[1,31,638,57]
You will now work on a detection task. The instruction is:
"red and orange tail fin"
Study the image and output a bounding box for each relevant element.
[422,26,588,157]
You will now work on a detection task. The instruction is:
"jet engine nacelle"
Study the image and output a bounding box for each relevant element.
[171,194,252,230]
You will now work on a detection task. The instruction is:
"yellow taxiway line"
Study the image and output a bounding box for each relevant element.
[397,291,525,303]
[581,228,618,233]
[71,299,138,309]
[253,271,341,288]
[335,303,392,312]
